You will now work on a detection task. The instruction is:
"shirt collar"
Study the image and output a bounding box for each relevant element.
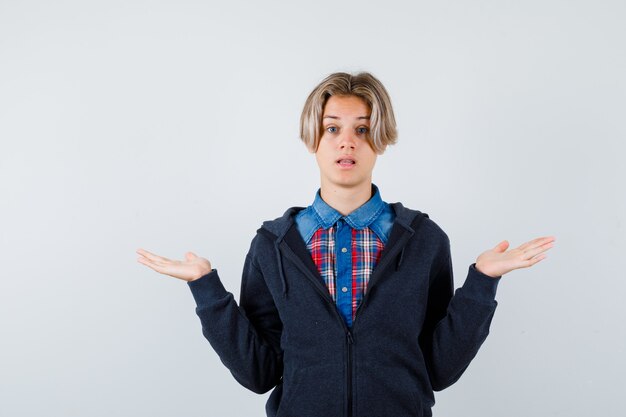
[312,183,386,230]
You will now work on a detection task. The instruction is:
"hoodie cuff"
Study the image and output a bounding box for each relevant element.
[460,263,501,302]
[187,269,229,307]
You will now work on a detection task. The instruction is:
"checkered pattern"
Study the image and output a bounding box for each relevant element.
[308,224,384,321]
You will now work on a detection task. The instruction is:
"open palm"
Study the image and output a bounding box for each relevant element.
[136,248,212,282]
[475,236,555,278]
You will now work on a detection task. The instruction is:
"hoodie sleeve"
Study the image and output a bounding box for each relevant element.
[419,235,501,391]
[187,240,283,394]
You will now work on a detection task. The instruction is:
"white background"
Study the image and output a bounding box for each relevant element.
[1,0,624,416]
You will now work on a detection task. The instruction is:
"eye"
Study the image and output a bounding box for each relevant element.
[356,126,369,135]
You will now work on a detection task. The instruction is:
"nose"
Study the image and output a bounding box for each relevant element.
[338,130,357,150]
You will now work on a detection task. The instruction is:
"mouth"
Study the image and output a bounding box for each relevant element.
[336,158,356,166]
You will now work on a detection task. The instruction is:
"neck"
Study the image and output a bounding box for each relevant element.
[319,180,373,216]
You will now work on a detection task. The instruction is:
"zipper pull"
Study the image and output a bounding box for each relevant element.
[346,331,354,344]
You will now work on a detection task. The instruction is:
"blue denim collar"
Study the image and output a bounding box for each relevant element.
[312,183,385,230]
[295,183,395,245]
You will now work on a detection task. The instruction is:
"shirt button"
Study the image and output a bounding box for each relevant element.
[341,247,348,253]
[341,287,348,293]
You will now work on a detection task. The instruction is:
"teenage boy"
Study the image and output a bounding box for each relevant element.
[137,72,555,417]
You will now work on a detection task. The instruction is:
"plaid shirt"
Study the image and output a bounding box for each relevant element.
[295,183,396,327]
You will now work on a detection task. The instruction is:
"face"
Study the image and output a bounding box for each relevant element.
[313,95,385,191]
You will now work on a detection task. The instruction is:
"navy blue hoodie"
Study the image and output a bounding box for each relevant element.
[187,202,501,417]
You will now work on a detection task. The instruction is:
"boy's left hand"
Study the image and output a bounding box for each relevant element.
[475,236,555,278]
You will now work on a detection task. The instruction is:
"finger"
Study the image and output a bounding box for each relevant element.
[140,258,170,275]
[138,256,182,276]
[527,253,547,266]
[516,253,548,269]
[521,240,555,260]
[137,256,164,271]
[517,236,556,252]
[137,249,166,261]
[136,249,172,264]
[516,237,546,251]
[137,254,170,270]
[493,240,509,252]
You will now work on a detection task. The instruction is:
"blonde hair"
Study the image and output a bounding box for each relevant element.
[299,72,398,154]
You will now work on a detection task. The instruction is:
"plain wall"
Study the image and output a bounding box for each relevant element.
[1,0,624,416]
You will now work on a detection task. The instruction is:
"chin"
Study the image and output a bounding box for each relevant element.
[329,178,369,189]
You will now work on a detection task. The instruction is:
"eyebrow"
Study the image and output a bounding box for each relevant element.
[323,115,370,120]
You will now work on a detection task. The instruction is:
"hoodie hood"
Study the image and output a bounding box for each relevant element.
[260,206,305,238]
[258,206,305,298]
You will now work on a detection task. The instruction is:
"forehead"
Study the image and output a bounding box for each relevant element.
[322,95,371,119]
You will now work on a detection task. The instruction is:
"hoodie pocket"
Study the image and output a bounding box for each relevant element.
[277,363,343,417]
[355,364,423,417]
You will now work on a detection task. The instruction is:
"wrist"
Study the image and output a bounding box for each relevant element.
[474,262,500,279]
[188,268,213,282]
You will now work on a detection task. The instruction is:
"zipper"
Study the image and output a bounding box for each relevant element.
[279,243,355,417]
[305,286,354,417]
[346,330,354,417]
[304,286,354,417]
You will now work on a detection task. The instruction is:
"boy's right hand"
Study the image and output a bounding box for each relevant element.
[136,249,212,282]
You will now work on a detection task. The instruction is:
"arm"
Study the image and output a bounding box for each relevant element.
[419,238,500,391]
[187,248,283,394]
[418,234,555,391]
[137,237,283,394]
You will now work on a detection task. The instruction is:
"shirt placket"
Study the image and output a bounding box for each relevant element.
[335,218,353,327]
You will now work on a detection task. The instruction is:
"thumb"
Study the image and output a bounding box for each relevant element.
[494,240,509,253]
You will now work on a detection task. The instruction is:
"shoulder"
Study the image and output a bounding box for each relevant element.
[254,205,308,242]
[243,206,305,262]
[390,201,450,246]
